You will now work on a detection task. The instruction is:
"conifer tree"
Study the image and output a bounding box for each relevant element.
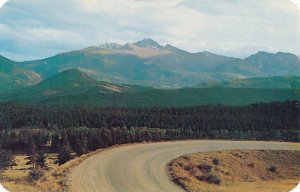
[57,142,73,165]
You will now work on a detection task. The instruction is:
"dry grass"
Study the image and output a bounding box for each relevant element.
[34,148,106,192]
[1,149,105,192]
[1,153,58,192]
[168,150,300,192]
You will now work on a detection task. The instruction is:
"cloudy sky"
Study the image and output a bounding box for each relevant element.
[0,0,299,61]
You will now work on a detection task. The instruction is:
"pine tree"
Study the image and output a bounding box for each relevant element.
[74,137,88,156]
[0,149,11,173]
[57,142,73,165]
[36,151,47,168]
[26,141,37,168]
[8,151,17,170]
[51,134,60,151]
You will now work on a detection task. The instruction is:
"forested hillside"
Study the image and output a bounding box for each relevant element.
[0,101,298,155]
[197,76,300,89]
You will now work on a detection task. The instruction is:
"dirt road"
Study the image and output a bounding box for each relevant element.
[70,140,299,192]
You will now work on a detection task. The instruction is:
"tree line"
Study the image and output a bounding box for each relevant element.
[0,101,298,132]
[0,101,299,171]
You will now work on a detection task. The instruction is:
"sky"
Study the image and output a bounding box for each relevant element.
[0,0,299,61]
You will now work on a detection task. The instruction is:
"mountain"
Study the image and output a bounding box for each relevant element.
[245,51,300,76]
[0,55,41,92]
[14,39,300,88]
[0,69,298,106]
[37,68,100,89]
[0,69,150,101]
[133,38,163,49]
[197,76,300,89]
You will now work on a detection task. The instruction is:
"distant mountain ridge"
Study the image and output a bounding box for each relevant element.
[0,38,300,89]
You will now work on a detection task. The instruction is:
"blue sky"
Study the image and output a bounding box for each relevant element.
[0,0,299,61]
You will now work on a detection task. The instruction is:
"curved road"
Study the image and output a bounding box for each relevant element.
[70,140,300,192]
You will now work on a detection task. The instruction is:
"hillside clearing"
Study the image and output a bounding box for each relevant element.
[168,150,300,192]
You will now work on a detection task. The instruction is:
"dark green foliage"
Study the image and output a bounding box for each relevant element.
[26,141,37,168]
[0,101,298,165]
[1,85,299,106]
[9,154,17,170]
[39,87,300,106]
[0,149,12,172]
[73,137,88,156]
[51,134,60,151]
[0,101,298,142]
[36,152,47,168]
[57,143,73,165]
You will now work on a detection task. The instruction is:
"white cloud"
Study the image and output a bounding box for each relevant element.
[0,0,8,8]
[0,0,299,61]
[289,0,300,9]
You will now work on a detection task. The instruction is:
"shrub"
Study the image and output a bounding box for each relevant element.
[248,162,254,168]
[267,165,276,172]
[198,164,212,173]
[205,174,221,185]
[58,177,68,186]
[184,162,195,171]
[52,170,64,177]
[28,169,45,182]
[212,158,220,166]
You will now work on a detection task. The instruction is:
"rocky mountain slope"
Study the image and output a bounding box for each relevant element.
[13,39,300,88]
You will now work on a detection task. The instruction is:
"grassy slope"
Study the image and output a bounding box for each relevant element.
[0,56,41,92]
[22,87,300,106]
[2,153,58,192]
[198,76,300,89]
[168,150,300,192]
[0,69,299,107]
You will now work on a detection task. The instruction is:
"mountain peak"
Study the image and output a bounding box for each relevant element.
[134,38,163,49]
